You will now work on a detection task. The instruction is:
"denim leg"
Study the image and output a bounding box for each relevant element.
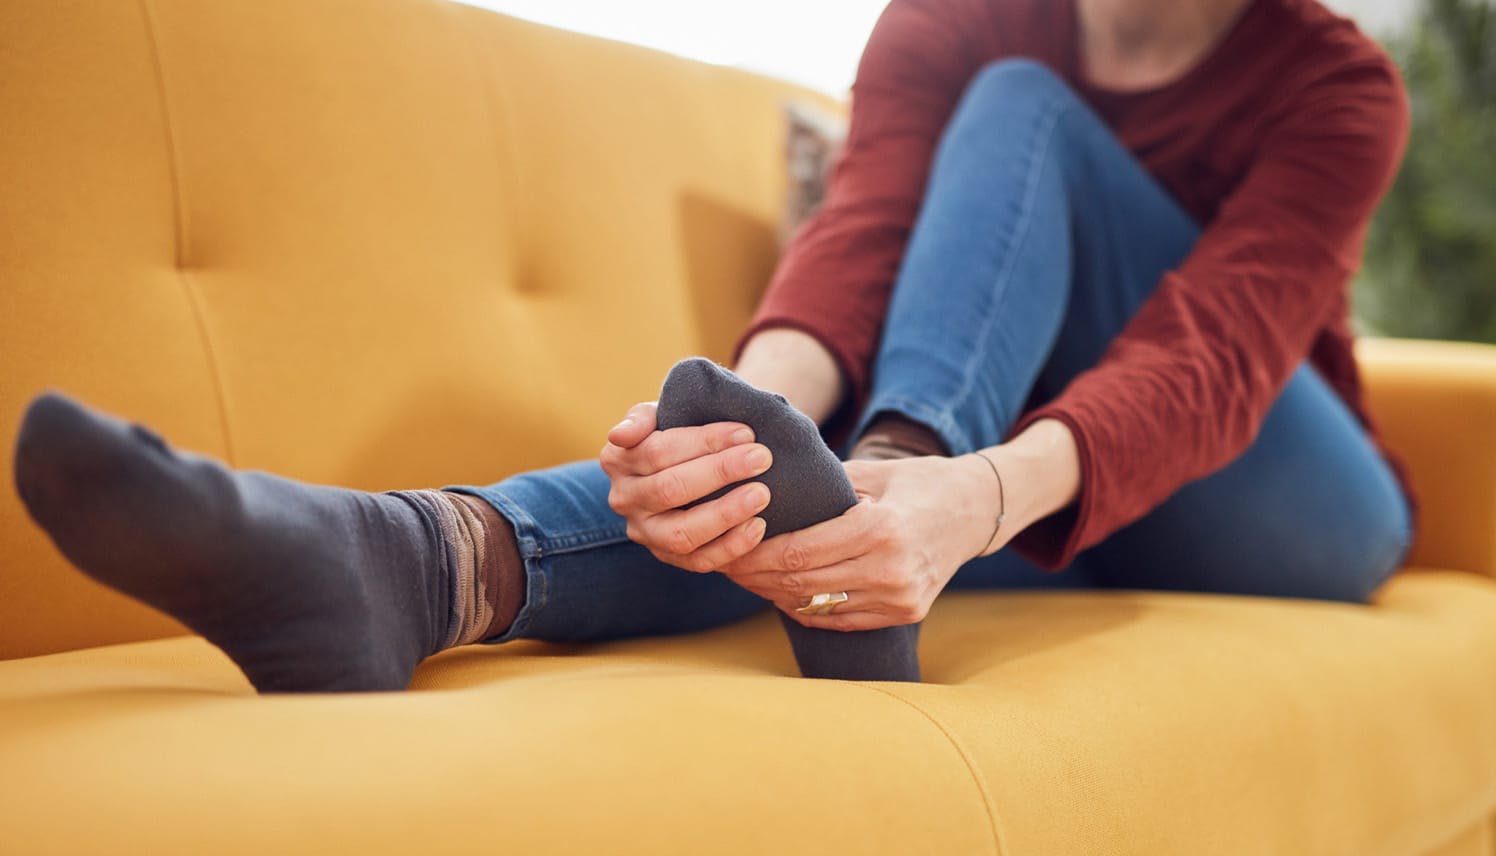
[852,58,1196,585]
[450,460,765,643]
[1085,363,1414,603]
[855,58,1411,600]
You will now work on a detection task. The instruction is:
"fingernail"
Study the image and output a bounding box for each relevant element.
[749,483,771,509]
[745,447,771,472]
[731,427,754,445]
[747,517,766,538]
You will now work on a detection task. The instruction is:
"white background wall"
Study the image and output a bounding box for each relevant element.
[457,0,1419,95]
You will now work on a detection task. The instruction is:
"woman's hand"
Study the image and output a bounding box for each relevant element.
[720,455,1004,631]
[600,402,776,573]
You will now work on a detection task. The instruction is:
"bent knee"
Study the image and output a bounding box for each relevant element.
[1255,517,1413,605]
[960,58,1074,111]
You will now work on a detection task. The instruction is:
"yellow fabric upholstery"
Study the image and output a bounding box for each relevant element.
[2,577,1494,855]
[0,0,838,659]
[1357,339,1496,579]
[1,1,1494,853]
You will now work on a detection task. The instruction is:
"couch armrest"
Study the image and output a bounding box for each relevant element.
[1356,338,1496,579]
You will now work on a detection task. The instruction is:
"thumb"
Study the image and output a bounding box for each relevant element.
[607,401,658,449]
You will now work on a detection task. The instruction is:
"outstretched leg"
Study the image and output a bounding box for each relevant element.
[12,392,764,692]
[14,393,464,692]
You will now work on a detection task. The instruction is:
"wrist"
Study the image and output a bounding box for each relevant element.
[733,328,844,424]
[953,453,1006,560]
[964,418,1081,557]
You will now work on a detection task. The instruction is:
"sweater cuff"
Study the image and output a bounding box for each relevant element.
[1002,406,1099,572]
[733,316,868,447]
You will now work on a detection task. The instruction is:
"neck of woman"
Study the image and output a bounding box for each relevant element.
[1076,0,1255,91]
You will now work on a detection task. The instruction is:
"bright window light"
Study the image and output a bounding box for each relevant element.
[455,0,889,95]
[455,0,1415,97]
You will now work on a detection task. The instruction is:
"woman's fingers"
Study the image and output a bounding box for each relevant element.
[732,554,894,602]
[632,481,771,559]
[628,443,772,514]
[723,499,884,576]
[608,442,771,517]
[648,513,770,574]
[602,421,757,478]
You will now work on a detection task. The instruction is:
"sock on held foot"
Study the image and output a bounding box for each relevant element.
[656,358,921,682]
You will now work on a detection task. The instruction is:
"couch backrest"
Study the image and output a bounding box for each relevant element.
[0,0,836,658]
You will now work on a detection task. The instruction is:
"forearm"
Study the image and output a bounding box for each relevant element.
[732,328,846,425]
[955,418,1082,557]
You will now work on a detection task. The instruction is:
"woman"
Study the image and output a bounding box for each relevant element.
[13,0,1415,691]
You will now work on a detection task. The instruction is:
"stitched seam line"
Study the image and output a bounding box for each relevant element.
[138,0,236,465]
[854,683,1006,856]
[946,97,1069,429]
[449,3,531,278]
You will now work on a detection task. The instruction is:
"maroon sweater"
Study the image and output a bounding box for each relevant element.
[737,0,1416,570]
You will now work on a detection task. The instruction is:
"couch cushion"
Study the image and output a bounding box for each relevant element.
[0,0,842,658]
[2,571,1493,855]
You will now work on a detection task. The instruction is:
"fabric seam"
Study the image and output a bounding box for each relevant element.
[946,95,1069,428]
[138,0,237,466]
[854,683,1007,856]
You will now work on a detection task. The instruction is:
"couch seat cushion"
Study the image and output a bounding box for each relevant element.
[2,570,1494,855]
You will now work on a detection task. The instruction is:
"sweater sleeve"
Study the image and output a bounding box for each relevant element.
[1006,59,1411,571]
[734,0,985,425]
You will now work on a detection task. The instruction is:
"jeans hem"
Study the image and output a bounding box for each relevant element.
[849,396,978,457]
[444,484,550,645]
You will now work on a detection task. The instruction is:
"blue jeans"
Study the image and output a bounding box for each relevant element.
[454,59,1413,645]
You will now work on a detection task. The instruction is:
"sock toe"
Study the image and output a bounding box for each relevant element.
[656,358,922,682]
[14,392,121,525]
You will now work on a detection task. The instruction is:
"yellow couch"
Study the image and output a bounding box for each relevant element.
[2,1,1494,853]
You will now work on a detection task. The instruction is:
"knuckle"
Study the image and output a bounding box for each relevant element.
[657,471,689,508]
[607,488,628,515]
[665,525,697,555]
[714,454,737,486]
[781,543,810,571]
[703,427,727,455]
[721,532,753,565]
[715,504,744,536]
[780,574,802,595]
[624,523,644,544]
[643,441,671,473]
[690,543,724,570]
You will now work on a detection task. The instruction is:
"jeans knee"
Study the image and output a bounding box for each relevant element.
[1295,517,1412,605]
[960,58,1076,116]
[938,58,1080,159]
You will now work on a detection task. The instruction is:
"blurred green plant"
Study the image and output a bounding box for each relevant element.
[1355,0,1496,344]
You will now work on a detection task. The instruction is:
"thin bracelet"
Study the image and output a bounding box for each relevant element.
[971,452,1006,557]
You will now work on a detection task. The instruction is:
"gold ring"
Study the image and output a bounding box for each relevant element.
[795,591,849,616]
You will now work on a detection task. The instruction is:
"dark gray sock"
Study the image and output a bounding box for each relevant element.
[656,358,921,682]
[12,393,454,693]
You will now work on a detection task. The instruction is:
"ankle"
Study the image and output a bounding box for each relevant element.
[849,413,948,461]
[442,492,526,647]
